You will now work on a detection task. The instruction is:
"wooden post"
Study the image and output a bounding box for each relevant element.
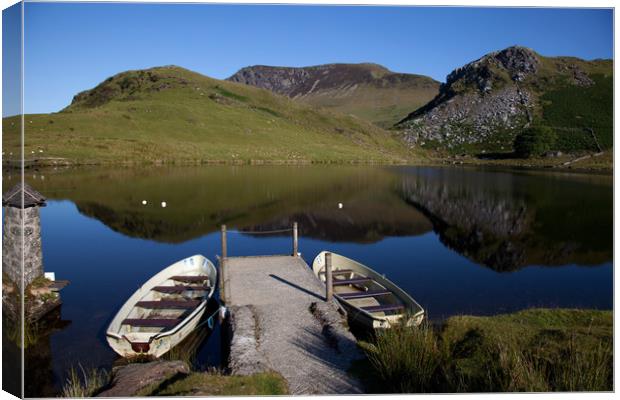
[219,225,227,303]
[325,252,333,302]
[221,224,227,260]
[292,222,298,257]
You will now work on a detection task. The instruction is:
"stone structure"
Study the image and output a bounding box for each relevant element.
[2,183,46,289]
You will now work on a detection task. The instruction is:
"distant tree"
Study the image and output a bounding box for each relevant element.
[513,126,557,158]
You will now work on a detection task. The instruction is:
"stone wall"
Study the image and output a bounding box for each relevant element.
[2,206,44,289]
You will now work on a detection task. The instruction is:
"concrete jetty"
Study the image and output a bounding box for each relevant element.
[220,225,364,395]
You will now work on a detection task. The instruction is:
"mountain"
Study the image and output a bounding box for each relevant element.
[396,46,613,154]
[2,66,415,165]
[227,63,440,128]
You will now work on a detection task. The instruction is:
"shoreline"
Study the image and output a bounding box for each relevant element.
[2,153,612,174]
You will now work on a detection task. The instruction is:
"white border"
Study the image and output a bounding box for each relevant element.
[0,1,616,400]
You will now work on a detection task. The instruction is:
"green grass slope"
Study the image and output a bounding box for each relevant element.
[2,66,416,165]
[539,74,613,152]
[524,55,612,152]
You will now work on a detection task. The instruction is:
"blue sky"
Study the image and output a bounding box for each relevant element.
[3,2,21,117]
[2,3,614,116]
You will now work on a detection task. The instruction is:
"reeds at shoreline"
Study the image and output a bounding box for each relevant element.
[358,308,612,393]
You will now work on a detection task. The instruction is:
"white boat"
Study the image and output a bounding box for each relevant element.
[106,254,217,358]
[312,251,424,329]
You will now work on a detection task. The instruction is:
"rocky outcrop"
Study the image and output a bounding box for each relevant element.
[228,63,435,98]
[397,46,539,149]
[97,360,190,397]
[399,86,532,149]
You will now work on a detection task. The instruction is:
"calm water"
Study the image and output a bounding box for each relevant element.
[3,165,613,396]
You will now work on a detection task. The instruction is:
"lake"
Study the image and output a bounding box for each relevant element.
[2,165,613,396]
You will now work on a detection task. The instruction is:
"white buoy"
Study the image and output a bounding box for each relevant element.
[39,149,43,153]
[142,200,147,205]
[338,203,343,209]
[161,201,167,208]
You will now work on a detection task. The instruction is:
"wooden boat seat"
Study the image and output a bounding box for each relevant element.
[122,318,180,328]
[171,276,210,283]
[332,277,372,286]
[136,300,200,309]
[153,285,210,293]
[338,290,391,300]
[319,269,353,276]
[362,304,405,313]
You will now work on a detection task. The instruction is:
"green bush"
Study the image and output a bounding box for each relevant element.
[513,126,557,158]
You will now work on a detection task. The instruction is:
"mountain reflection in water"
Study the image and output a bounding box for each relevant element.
[398,167,612,271]
[18,166,433,244]
[11,165,612,271]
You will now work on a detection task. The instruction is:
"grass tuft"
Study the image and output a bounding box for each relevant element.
[360,322,441,393]
[548,334,612,391]
[60,364,109,397]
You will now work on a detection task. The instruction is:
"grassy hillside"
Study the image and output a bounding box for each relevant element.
[525,56,612,152]
[228,63,440,128]
[308,82,439,129]
[539,74,613,151]
[2,66,417,165]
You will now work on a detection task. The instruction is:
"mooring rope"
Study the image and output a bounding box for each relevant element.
[195,306,227,330]
[226,228,293,235]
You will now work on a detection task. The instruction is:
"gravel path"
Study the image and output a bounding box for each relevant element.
[224,255,364,394]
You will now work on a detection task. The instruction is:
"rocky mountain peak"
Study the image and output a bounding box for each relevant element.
[395,46,548,150]
[493,46,540,80]
[445,46,540,94]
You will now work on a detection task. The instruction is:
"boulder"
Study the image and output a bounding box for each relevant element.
[97,360,190,397]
